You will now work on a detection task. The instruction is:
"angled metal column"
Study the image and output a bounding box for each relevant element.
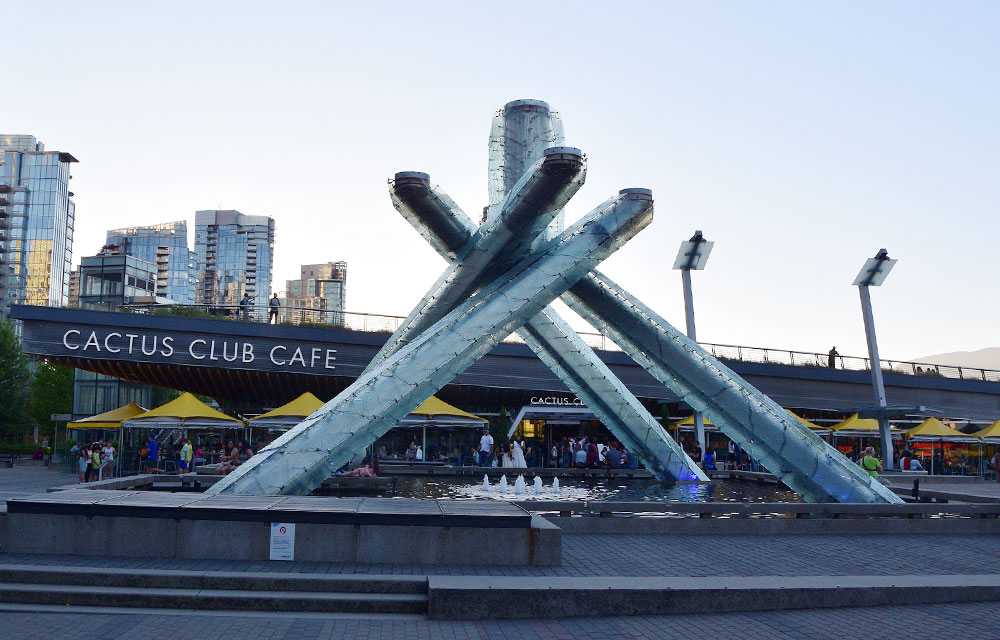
[368,147,586,368]
[389,178,704,480]
[208,192,653,496]
[563,271,903,504]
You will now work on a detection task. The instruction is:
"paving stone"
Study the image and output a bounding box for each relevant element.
[0,603,996,639]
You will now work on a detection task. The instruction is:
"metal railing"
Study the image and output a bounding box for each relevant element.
[113,302,1000,383]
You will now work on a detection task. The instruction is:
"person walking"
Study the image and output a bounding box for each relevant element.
[145,434,161,474]
[268,293,280,324]
[828,346,839,368]
[860,446,883,479]
[477,427,493,467]
[179,438,193,473]
[992,450,1000,483]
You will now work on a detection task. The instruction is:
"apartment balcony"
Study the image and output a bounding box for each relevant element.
[0,199,8,207]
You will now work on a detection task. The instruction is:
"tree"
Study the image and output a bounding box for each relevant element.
[28,361,74,435]
[0,321,32,441]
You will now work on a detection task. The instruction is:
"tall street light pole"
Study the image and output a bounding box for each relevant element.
[853,248,898,469]
[673,230,714,454]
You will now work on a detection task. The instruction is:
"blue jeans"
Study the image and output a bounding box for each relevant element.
[478,451,489,467]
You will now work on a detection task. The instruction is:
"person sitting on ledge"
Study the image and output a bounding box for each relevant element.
[217,440,240,475]
[703,447,717,471]
[341,458,379,478]
[622,447,639,469]
[604,441,623,469]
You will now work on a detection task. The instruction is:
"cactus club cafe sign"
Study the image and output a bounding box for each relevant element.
[57,328,337,372]
[530,395,584,407]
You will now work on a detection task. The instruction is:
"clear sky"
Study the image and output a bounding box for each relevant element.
[5,1,998,361]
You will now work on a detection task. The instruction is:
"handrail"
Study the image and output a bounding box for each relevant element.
[107,302,1000,383]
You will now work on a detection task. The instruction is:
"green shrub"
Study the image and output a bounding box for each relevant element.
[0,442,41,455]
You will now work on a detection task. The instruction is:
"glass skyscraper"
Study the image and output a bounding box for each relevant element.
[106,221,196,303]
[0,134,77,319]
[282,261,347,323]
[194,209,275,307]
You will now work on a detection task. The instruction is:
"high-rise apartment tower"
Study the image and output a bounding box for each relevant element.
[0,135,77,318]
[106,221,196,303]
[282,261,347,323]
[194,210,275,307]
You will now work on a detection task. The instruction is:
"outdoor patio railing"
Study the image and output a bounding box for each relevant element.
[112,302,1000,384]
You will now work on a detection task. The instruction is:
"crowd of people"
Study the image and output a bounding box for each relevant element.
[72,440,116,483]
[545,436,641,470]
[138,435,253,475]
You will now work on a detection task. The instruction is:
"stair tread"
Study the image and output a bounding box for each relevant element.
[0,565,427,593]
[0,582,427,601]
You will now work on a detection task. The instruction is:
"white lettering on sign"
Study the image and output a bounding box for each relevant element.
[84,331,101,351]
[62,329,81,350]
[530,396,585,406]
[189,339,207,360]
[104,332,121,353]
[270,345,286,365]
[288,347,306,367]
[54,327,336,371]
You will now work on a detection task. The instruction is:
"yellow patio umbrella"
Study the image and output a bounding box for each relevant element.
[673,414,716,431]
[122,393,244,430]
[970,419,1000,443]
[404,396,488,424]
[786,411,829,433]
[68,402,146,430]
[397,396,487,460]
[904,417,981,475]
[904,417,979,442]
[249,392,325,430]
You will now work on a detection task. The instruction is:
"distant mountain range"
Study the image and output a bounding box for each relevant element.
[913,347,1000,371]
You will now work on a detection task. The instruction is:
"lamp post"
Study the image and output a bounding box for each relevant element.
[853,248,898,469]
[673,230,714,454]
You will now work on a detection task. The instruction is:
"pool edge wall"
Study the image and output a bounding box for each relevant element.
[2,512,561,566]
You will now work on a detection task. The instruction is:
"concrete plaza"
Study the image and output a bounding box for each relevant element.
[2,466,998,637]
[0,602,998,640]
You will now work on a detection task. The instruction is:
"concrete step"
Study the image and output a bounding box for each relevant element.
[0,565,426,594]
[427,574,1000,619]
[0,582,428,614]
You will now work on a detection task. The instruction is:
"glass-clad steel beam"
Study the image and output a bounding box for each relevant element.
[563,271,903,504]
[388,178,705,481]
[367,147,586,369]
[208,191,653,496]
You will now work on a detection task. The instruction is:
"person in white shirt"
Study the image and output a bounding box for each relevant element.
[478,427,494,467]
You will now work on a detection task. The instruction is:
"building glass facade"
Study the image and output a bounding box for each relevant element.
[77,252,156,311]
[106,221,195,303]
[0,135,77,319]
[71,249,157,420]
[194,210,275,307]
[281,261,347,323]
